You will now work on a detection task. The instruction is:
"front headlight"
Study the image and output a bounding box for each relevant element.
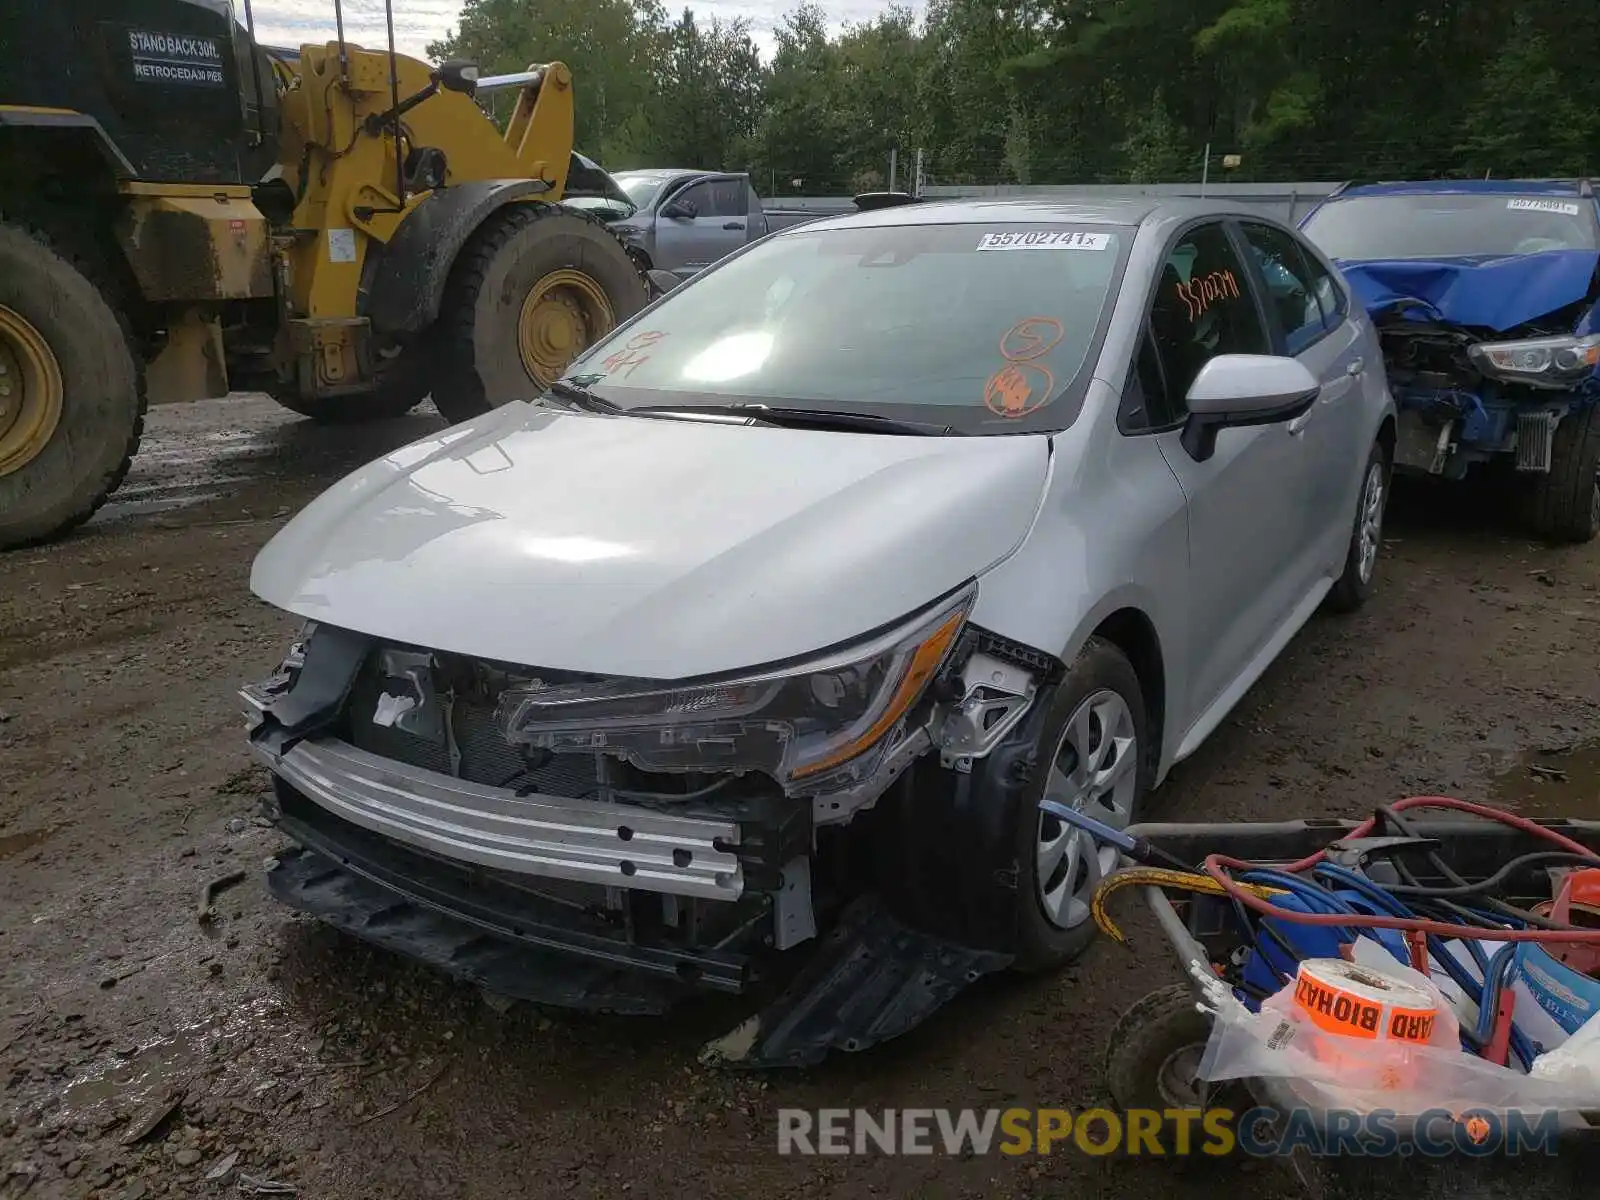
[494,586,975,793]
[1467,333,1600,388]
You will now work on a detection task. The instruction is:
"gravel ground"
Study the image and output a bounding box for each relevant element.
[3,395,1600,1200]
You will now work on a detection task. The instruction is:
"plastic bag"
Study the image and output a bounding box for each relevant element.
[1530,1010,1600,1092]
[1199,964,1600,1115]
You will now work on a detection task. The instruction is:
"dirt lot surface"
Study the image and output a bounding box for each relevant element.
[4,396,1600,1200]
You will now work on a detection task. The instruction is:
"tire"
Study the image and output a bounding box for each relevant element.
[271,340,434,423]
[1324,438,1389,614]
[430,204,648,425]
[1013,637,1153,972]
[1105,985,1252,1154]
[1106,984,1215,1109]
[1527,404,1600,544]
[0,222,143,551]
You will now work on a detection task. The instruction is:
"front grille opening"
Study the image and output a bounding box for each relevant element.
[343,654,602,796]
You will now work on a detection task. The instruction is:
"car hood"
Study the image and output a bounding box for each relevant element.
[1335,250,1600,332]
[250,406,1050,678]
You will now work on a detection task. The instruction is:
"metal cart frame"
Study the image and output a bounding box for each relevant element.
[1106,815,1600,1187]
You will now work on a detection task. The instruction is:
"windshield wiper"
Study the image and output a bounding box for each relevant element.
[633,403,957,436]
[544,378,622,414]
[742,406,959,436]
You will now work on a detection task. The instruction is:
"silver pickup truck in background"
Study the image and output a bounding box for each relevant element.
[564,166,827,281]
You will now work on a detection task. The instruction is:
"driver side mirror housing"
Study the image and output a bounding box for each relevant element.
[1180,354,1321,462]
[661,199,697,220]
[436,59,480,96]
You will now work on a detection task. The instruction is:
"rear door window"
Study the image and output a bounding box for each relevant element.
[1238,221,1332,354]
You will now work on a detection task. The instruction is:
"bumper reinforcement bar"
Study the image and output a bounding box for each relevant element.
[251,736,746,900]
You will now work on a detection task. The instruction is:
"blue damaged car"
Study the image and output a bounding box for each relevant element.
[1300,180,1600,542]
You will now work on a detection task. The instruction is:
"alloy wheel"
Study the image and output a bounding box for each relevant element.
[1356,459,1385,585]
[1036,689,1139,930]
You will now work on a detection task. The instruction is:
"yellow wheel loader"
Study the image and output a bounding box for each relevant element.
[0,0,647,550]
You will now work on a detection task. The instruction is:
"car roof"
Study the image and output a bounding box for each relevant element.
[784,195,1283,234]
[1333,179,1592,199]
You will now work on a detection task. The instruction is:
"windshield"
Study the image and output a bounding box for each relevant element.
[617,175,668,208]
[1302,193,1599,261]
[564,221,1131,434]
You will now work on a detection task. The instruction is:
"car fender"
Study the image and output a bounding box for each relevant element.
[968,398,1193,779]
[361,180,549,337]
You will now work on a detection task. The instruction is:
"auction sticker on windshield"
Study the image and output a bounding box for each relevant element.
[977,231,1112,252]
[1507,198,1582,216]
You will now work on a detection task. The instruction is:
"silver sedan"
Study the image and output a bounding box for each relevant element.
[245,195,1398,1022]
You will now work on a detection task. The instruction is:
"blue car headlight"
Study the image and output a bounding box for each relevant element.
[1468,333,1600,388]
[493,586,975,793]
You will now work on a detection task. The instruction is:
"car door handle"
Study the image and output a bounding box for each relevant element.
[723,222,745,230]
[1346,357,1365,376]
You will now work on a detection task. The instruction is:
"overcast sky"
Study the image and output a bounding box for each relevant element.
[247,1,920,61]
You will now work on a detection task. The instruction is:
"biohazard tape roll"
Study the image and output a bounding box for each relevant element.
[1291,958,1440,1045]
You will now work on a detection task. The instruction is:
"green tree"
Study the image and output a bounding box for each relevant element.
[642,11,766,170]
[424,0,1600,192]
[1118,90,1193,183]
[1457,17,1595,177]
[754,5,850,193]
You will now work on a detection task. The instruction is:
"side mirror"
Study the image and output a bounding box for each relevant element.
[662,199,697,220]
[1180,354,1320,462]
[646,269,681,296]
[436,59,480,96]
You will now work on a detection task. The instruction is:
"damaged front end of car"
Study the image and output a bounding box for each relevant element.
[241,586,1056,1067]
[1323,230,1600,544]
[1373,294,1600,480]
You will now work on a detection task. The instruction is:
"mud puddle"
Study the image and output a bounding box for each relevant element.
[59,998,281,1119]
[1489,739,1600,818]
[0,822,68,861]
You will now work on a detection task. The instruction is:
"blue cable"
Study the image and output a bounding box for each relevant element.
[1312,863,1539,1064]
[1313,864,1493,1043]
[1260,863,1538,1068]
[1240,868,1363,943]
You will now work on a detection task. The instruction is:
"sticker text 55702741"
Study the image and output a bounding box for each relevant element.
[977,231,1112,253]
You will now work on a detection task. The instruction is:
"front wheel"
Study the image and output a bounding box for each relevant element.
[430,205,648,425]
[1527,404,1600,544]
[0,223,143,550]
[1325,439,1389,614]
[1013,637,1152,972]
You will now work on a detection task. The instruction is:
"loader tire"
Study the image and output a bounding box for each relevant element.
[271,340,435,424]
[431,204,648,425]
[0,222,143,551]
[1527,404,1600,544]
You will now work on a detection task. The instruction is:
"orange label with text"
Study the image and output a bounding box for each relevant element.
[1292,967,1437,1044]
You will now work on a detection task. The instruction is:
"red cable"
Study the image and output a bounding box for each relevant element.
[1203,795,1600,944]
